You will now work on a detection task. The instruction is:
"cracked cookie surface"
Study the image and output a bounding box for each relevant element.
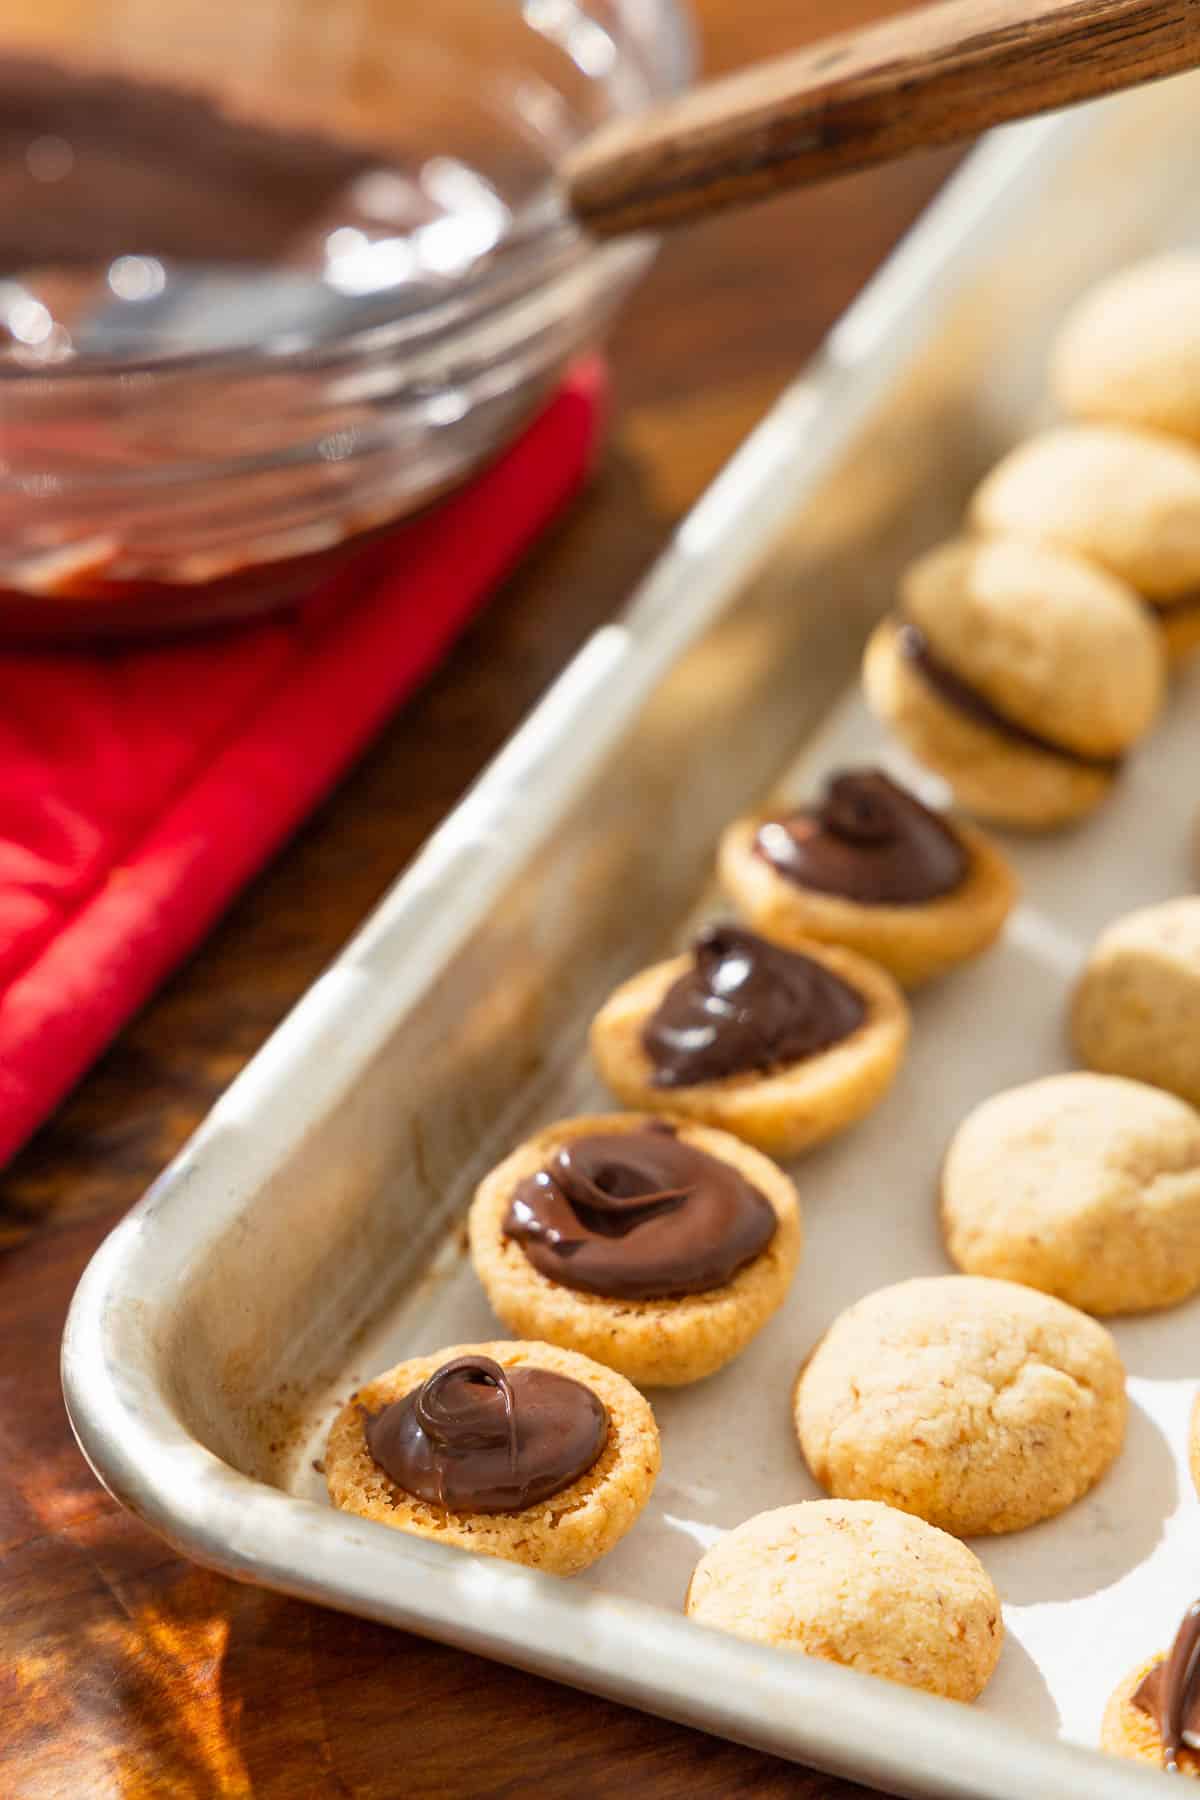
[1072,897,1200,1108]
[685,1498,1003,1702]
[793,1276,1126,1535]
[942,1073,1200,1314]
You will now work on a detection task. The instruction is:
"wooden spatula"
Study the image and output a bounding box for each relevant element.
[564,0,1199,237]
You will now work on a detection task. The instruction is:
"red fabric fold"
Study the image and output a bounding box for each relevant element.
[0,360,606,1165]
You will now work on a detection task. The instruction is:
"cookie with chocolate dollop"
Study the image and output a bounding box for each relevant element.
[862,536,1164,829]
[325,1340,659,1575]
[1101,1601,1200,1775]
[719,768,1016,987]
[588,925,907,1159]
[469,1113,801,1386]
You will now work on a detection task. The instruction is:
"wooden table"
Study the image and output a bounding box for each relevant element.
[1,5,963,1794]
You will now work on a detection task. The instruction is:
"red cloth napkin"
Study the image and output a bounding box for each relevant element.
[0,360,606,1166]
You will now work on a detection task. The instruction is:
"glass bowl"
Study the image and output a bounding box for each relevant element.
[0,0,693,639]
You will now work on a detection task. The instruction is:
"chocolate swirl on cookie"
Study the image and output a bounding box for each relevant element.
[897,620,1122,772]
[643,924,866,1088]
[504,1123,777,1299]
[1133,1600,1200,1770]
[364,1354,607,1513]
[754,768,968,906]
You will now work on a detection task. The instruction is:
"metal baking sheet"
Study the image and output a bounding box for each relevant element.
[64,77,1200,1800]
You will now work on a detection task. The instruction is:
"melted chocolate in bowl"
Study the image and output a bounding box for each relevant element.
[0,57,522,361]
[0,50,549,631]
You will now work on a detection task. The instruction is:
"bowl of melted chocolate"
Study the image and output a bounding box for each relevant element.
[0,0,692,638]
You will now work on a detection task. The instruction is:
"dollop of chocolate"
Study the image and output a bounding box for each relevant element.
[1133,1601,1200,1770]
[754,768,968,906]
[897,620,1122,773]
[364,1354,607,1514]
[504,1123,778,1299]
[643,924,866,1089]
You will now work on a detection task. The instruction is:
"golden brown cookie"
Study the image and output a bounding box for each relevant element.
[1072,898,1200,1107]
[468,1114,802,1387]
[1102,1607,1200,1779]
[942,1073,1200,1315]
[589,928,908,1158]
[685,1499,1003,1702]
[862,536,1165,829]
[1101,1658,1200,1774]
[793,1276,1127,1535]
[718,769,1016,988]
[971,424,1200,661]
[1053,253,1200,447]
[326,1340,659,1575]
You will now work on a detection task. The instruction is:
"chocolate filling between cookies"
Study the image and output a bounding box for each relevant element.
[364,1354,608,1514]
[642,924,867,1089]
[503,1122,778,1300]
[897,620,1123,774]
[1151,590,1200,620]
[1133,1599,1200,1770]
[754,768,969,906]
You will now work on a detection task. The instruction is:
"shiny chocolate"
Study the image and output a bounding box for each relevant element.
[504,1123,778,1299]
[754,768,968,906]
[897,620,1122,772]
[364,1354,607,1514]
[643,924,866,1089]
[1133,1601,1200,1771]
[0,54,375,274]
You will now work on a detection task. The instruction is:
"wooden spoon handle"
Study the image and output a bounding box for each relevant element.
[564,0,1200,237]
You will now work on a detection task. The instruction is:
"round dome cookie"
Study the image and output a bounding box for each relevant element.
[970,424,1200,661]
[862,536,1166,829]
[468,1114,801,1387]
[1072,898,1200,1107]
[1052,253,1200,446]
[326,1340,659,1576]
[1101,1603,1200,1776]
[718,767,1016,988]
[589,924,908,1159]
[685,1499,1003,1703]
[793,1276,1127,1536]
[942,1073,1200,1315]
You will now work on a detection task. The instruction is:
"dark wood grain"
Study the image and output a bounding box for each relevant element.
[566,0,1199,236]
[0,4,966,1794]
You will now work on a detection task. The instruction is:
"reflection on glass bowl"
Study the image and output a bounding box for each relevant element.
[0,0,694,638]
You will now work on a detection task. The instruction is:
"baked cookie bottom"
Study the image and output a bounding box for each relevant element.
[589,942,908,1159]
[717,810,1016,988]
[469,1114,802,1387]
[326,1340,660,1576]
